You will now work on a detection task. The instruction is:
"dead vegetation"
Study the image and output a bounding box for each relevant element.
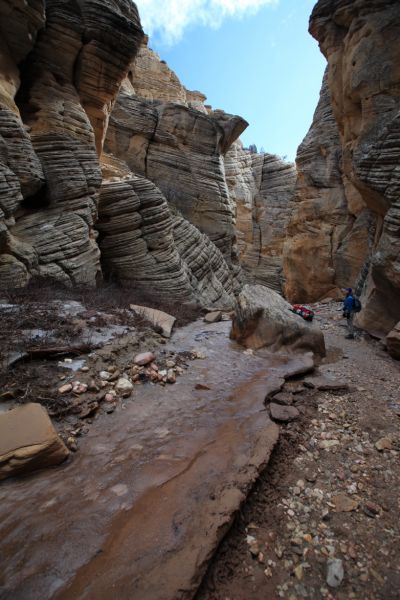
[0,278,201,424]
[1,277,202,326]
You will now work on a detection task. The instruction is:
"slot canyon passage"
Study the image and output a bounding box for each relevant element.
[0,1,399,599]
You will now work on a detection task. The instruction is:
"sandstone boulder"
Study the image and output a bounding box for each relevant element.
[231,284,326,357]
[130,305,176,338]
[386,322,400,360]
[134,352,155,366]
[204,311,222,324]
[0,403,69,480]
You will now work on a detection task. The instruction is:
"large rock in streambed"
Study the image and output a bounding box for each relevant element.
[0,403,69,480]
[386,322,400,360]
[231,284,326,357]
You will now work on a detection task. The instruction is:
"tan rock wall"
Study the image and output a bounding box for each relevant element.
[283,72,371,303]
[102,36,251,306]
[309,0,400,334]
[0,0,45,286]
[105,90,248,275]
[98,174,236,308]
[126,36,207,113]
[225,142,296,293]
[0,0,143,287]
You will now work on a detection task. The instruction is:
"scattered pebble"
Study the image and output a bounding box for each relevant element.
[133,352,155,366]
[327,558,344,588]
[58,383,72,394]
[115,378,134,395]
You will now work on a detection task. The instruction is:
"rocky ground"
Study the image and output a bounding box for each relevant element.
[1,294,399,599]
[197,301,400,600]
[0,283,200,450]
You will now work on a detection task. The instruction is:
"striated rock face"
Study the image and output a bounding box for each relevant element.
[0,0,143,287]
[102,43,251,304]
[283,72,371,303]
[0,0,46,286]
[225,142,296,293]
[307,0,400,335]
[104,39,296,302]
[97,174,236,307]
[105,92,248,269]
[0,0,297,309]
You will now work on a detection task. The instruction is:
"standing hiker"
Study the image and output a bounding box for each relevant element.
[343,288,355,339]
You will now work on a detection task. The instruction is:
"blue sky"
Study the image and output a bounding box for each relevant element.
[135,0,326,161]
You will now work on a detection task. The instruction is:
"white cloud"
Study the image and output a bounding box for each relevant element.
[135,0,279,46]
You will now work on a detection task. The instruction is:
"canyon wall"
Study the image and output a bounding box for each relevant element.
[226,143,296,293]
[104,38,296,297]
[0,13,295,308]
[283,71,372,303]
[284,0,400,338]
[0,0,143,287]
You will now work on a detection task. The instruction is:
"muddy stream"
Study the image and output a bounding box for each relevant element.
[0,321,311,600]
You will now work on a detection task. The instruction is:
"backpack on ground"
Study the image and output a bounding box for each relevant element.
[291,304,314,322]
[353,297,362,313]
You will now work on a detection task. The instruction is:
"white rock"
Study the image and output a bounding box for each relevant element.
[327,558,344,588]
[58,383,72,394]
[115,378,134,394]
[100,371,112,381]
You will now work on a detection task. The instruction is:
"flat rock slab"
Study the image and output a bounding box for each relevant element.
[130,304,176,338]
[283,353,315,379]
[269,402,300,423]
[0,321,308,600]
[283,381,305,394]
[0,403,69,481]
[204,311,222,324]
[270,392,294,406]
[332,493,359,513]
[304,375,349,391]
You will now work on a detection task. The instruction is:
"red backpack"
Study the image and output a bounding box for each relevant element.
[291,304,314,321]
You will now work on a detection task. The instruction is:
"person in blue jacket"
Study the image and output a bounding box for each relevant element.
[343,288,355,339]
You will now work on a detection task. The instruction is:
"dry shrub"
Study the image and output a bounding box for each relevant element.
[1,277,201,327]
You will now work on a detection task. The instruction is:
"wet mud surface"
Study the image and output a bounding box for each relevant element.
[0,321,310,600]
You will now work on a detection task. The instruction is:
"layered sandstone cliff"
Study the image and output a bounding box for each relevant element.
[0,1,296,307]
[102,37,296,300]
[0,2,243,307]
[283,72,372,303]
[283,0,400,338]
[101,37,249,305]
[226,143,296,293]
[126,35,208,113]
[0,0,143,287]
